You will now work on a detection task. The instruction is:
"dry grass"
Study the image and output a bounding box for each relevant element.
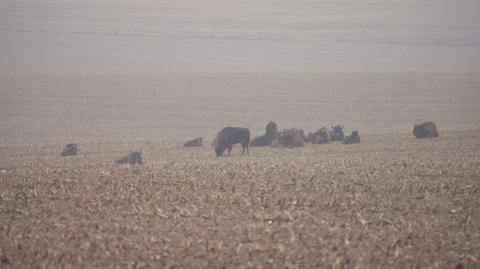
[1,131,480,268]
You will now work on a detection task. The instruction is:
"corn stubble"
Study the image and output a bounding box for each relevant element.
[1,131,479,268]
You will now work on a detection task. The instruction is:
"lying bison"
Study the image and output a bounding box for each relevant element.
[250,121,279,147]
[214,127,250,156]
[115,151,143,164]
[60,143,78,156]
[343,131,361,144]
[307,127,330,144]
[183,137,203,147]
[413,122,439,139]
[329,124,345,142]
[273,128,305,148]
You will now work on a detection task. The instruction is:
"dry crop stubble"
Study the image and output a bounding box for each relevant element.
[0,131,480,268]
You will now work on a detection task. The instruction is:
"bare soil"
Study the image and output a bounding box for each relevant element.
[1,131,479,268]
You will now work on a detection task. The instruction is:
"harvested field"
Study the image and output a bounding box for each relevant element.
[2,0,480,266]
[1,131,480,268]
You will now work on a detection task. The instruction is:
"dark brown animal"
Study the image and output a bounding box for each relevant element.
[250,121,279,147]
[273,128,305,148]
[60,143,77,156]
[115,151,143,164]
[183,137,203,147]
[308,127,330,144]
[343,131,361,144]
[329,124,345,142]
[413,122,439,139]
[214,127,250,156]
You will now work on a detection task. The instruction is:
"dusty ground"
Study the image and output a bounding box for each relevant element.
[1,130,479,268]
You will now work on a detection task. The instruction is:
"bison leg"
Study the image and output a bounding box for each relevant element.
[241,141,250,155]
[227,145,232,155]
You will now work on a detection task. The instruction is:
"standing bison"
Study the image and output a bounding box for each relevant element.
[413,122,439,139]
[214,127,250,156]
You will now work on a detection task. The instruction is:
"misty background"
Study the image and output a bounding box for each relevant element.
[1,0,480,144]
[1,0,480,72]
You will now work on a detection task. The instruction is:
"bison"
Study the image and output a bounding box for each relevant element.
[115,151,143,164]
[307,127,330,144]
[329,124,345,142]
[214,127,250,156]
[60,143,78,156]
[250,121,279,147]
[273,128,305,148]
[183,137,203,147]
[413,122,439,139]
[343,131,361,144]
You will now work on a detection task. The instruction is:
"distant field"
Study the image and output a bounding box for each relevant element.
[1,73,480,145]
[1,131,479,268]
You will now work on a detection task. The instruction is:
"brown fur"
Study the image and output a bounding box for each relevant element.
[343,131,361,144]
[308,127,330,144]
[60,143,78,156]
[329,124,345,142]
[183,137,203,147]
[413,122,439,139]
[115,151,143,164]
[273,128,305,148]
[214,127,250,156]
[250,121,279,147]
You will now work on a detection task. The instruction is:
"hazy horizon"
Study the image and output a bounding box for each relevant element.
[1,73,479,145]
[1,0,480,73]
[1,1,480,145]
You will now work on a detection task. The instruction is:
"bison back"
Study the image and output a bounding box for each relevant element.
[413,122,438,139]
[216,127,250,147]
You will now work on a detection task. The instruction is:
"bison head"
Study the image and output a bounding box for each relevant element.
[215,146,224,157]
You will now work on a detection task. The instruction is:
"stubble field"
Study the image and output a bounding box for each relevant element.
[2,0,480,266]
[1,130,480,268]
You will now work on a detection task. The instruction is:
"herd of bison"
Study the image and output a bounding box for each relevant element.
[59,121,439,163]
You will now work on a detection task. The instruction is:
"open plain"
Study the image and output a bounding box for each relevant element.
[1,130,480,268]
[2,0,480,267]
[1,73,480,268]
